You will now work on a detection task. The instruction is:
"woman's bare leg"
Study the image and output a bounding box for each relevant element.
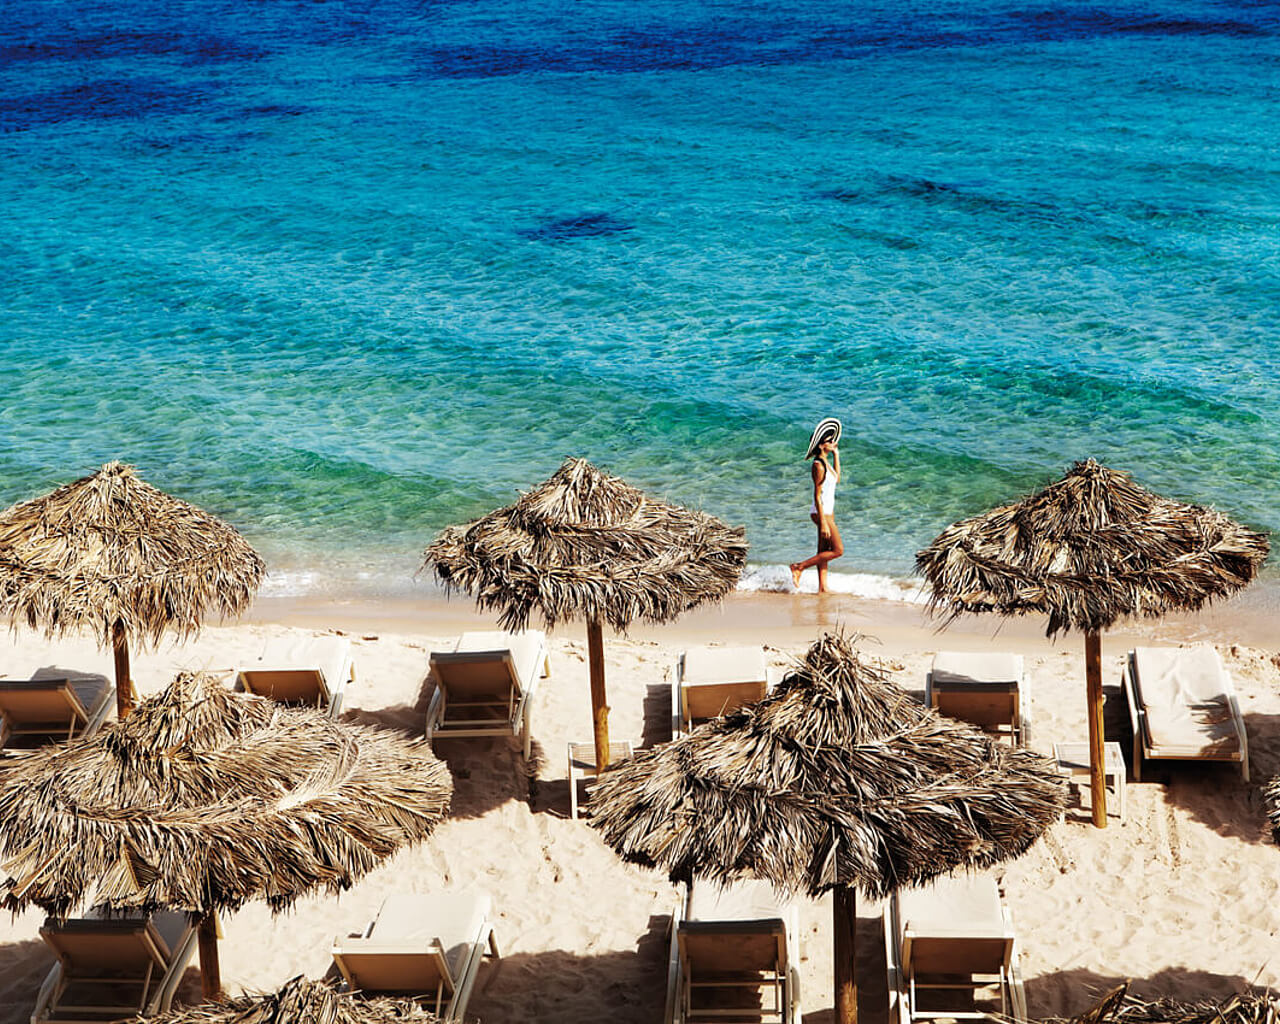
[816,519,843,593]
[792,514,843,590]
[790,514,822,587]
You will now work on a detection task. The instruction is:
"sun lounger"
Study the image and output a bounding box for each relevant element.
[331,891,500,1019]
[234,634,355,718]
[31,909,199,1023]
[884,873,1026,1024]
[424,630,549,760]
[666,879,802,1024]
[1123,645,1248,781]
[672,646,770,739]
[926,652,1029,746]
[0,675,114,753]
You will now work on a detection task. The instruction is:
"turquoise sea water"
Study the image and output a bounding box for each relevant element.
[2,0,1277,601]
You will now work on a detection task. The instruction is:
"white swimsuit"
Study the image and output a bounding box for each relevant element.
[809,460,838,516]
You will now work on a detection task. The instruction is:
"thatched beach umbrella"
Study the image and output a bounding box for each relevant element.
[0,671,453,1001]
[0,461,266,718]
[589,633,1066,1024]
[916,459,1269,827]
[147,976,443,1023]
[424,457,748,770]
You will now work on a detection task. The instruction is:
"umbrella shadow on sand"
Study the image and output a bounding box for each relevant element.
[0,937,62,1024]
[337,667,439,738]
[1147,710,1280,846]
[797,908,894,1024]
[465,915,671,1024]
[341,676,535,821]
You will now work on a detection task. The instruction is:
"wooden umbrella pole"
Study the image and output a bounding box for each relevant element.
[111,620,135,719]
[586,618,611,771]
[197,913,222,1000]
[1085,630,1107,828]
[834,886,857,1024]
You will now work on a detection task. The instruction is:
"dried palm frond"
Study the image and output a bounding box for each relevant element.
[148,976,442,1023]
[1054,983,1280,1024]
[423,458,747,631]
[0,462,265,646]
[1264,775,1280,845]
[0,671,452,919]
[916,460,1269,636]
[589,633,1066,899]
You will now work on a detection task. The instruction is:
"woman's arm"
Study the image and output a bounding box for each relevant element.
[831,445,841,478]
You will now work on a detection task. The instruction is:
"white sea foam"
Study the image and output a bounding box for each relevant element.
[257,559,928,605]
[739,564,929,603]
[259,570,326,598]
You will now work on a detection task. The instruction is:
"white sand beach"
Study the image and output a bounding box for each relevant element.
[0,590,1277,1023]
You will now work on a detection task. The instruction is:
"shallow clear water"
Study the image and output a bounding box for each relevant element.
[2,0,1277,600]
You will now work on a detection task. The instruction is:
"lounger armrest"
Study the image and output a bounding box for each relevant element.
[424,687,445,743]
[883,900,910,1024]
[150,919,200,1014]
[1007,944,1029,1022]
[1227,679,1249,781]
[30,961,63,1024]
[1121,655,1141,733]
[1121,654,1145,780]
[85,682,118,735]
[665,898,685,1024]
[671,655,684,740]
[445,930,492,1020]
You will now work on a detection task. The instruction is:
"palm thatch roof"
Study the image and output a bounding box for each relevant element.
[423,458,748,632]
[0,461,266,646]
[916,459,1269,636]
[589,633,1066,899]
[1059,983,1279,1024]
[0,671,452,919]
[147,977,442,1024]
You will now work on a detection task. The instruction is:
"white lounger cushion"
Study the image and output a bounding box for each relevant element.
[1131,646,1238,755]
[897,874,1008,938]
[250,635,352,690]
[368,891,492,982]
[930,653,1023,688]
[681,647,768,686]
[688,879,785,924]
[451,631,546,691]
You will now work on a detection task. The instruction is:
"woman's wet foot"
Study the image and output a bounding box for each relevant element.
[789,563,802,588]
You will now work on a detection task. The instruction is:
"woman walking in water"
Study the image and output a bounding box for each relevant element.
[790,417,843,592]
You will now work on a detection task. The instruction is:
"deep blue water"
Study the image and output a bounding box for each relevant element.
[2,0,1277,600]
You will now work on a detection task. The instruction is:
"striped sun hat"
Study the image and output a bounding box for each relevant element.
[804,417,842,461]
